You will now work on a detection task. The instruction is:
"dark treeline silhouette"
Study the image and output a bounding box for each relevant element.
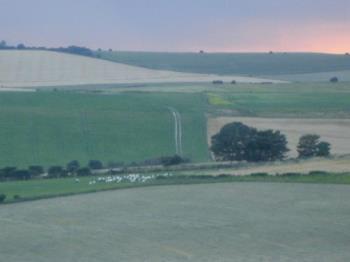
[0,155,190,182]
[0,40,94,57]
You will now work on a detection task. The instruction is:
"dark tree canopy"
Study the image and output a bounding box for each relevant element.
[76,167,91,177]
[88,160,103,170]
[297,134,331,158]
[0,194,6,203]
[211,122,289,162]
[317,142,331,157]
[330,77,339,83]
[29,166,44,177]
[66,160,80,173]
[48,166,65,178]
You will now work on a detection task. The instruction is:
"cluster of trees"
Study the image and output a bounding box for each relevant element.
[211,122,289,162]
[211,122,331,162]
[297,135,331,158]
[0,155,190,182]
[143,155,190,167]
[0,160,104,182]
[0,40,95,57]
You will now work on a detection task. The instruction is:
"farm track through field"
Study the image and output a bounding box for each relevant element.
[168,107,183,156]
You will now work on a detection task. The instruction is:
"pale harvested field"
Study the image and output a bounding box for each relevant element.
[208,117,350,157]
[0,51,282,88]
[1,183,350,262]
[203,156,350,176]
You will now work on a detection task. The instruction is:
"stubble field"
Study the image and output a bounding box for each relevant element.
[1,182,350,262]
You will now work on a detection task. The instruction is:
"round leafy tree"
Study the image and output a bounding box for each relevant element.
[297,134,331,158]
[211,122,289,162]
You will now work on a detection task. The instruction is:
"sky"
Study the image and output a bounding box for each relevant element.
[0,0,349,53]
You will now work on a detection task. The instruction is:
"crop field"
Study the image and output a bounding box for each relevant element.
[206,82,350,118]
[0,91,209,167]
[208,117,350,157]
[0,51,279,88]
[1,182,350,261]
[98,51,350,80]
[266,70,350,82]
[190,156,350,176]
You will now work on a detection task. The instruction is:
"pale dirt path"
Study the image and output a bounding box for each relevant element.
[168,107,183,156]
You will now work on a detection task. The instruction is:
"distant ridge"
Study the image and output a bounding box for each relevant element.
[0,50,282,88]
[97,51,350,77]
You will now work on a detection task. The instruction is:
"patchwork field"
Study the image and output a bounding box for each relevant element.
[0,51,280,88]
[1,183,350,261]
[0,92,209,167]
[208,117,350,157]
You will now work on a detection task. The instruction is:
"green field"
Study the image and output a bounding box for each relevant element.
[1,82,350,168]
[265,70,350,82]
[98,51,350,78]
[206,83,350,117]
[1,182,350,261]
[0,91,208,167]
[1,172,350,204]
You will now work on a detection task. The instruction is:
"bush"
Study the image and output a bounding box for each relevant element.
[66,160,80,174]
[13,195,21,200]
[212,80,224,85]
[250,172,269,177]
[76,167,91,177]
[280,172,302,177]
[0,194,6,203]
[29,166,44,177]
[48,166,65,178]
[308,171,328,176]
[13,170,31,180]
[160,155,190,166]
[88,160,103,170]
[0,167,16,180]
[330,77,339,83]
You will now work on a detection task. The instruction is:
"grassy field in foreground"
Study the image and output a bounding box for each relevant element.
[98,51,350,77]
[206,82,350,118]
[0,91,208,167]
[1,172,349,204]
[1,182,350,261]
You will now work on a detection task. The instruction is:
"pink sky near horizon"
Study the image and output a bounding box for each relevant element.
[0,0,349,54]
[194,20,350,54]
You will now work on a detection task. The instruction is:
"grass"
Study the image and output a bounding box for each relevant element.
[0,82,349,167]
[1,172,349,204]
[0,91,209,167]
[207,93,231,106]
[98,51,350,77]
[206,82,350,117]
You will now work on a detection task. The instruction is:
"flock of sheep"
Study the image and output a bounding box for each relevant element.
[87,173,173,185]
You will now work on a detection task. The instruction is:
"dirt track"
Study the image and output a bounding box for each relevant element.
[168,107,183,155]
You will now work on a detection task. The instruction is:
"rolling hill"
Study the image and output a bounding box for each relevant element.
[0,50,280,88]
[98,51,350,81]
